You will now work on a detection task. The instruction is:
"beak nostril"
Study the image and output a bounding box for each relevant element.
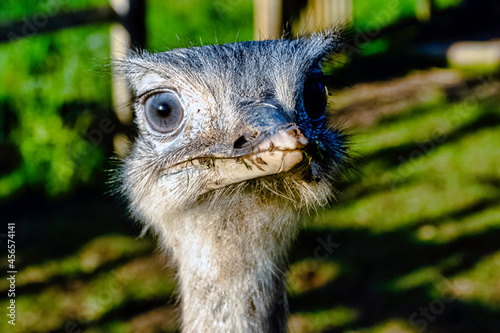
[281,123,300,137]
[234,136,249,149]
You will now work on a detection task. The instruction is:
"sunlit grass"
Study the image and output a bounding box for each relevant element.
[317,178,497,232]
[289,307,359,333]
[388,266,442,292]
[0,235,153,291]
[0,254,175,332]
[414,205,500,244]
[345,319,417,333]
[288,259,341,295]
[452,251,500,309]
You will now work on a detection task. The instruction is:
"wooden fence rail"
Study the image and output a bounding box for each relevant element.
[0,0,145,45]
[0,7,117,43]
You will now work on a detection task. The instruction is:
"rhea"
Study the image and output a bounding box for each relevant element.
[116,29,350,332]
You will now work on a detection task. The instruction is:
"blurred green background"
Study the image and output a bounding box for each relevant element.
[0,0,499,332]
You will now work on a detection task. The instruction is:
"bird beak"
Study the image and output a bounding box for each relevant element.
[203,123,311,191]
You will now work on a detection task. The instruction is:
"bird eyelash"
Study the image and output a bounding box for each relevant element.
[134,87,179,105]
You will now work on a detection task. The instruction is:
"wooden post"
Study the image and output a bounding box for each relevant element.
[254,0,282,40]
[109,0,145,156]
[297,0,353,32]
[110,24,132,126]
[255,0,352,40]
[331,0,353,27]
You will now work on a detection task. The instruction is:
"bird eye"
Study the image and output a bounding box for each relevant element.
[303,73,327,120]
[144,92,184,133]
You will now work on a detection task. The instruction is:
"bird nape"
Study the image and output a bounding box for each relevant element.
[115,28,351,333]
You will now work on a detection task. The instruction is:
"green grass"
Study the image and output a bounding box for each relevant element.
[147,0,254,51]
[0,25,111,197]
[353,0,461,29]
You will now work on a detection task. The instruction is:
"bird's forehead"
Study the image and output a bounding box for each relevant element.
[150,39,317,73]
[145,40,312,93]
[125,31,344,96]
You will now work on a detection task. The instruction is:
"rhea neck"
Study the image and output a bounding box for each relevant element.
[165,194,300,333]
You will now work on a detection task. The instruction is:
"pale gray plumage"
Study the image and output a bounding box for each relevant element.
[115,28,350,333]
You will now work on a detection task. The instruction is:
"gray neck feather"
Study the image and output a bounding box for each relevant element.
[163,199,300,333]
